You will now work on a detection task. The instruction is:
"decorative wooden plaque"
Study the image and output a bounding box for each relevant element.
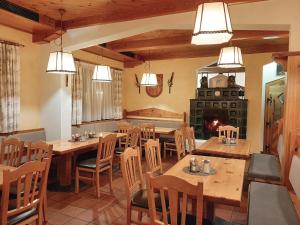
[146,74,163,97]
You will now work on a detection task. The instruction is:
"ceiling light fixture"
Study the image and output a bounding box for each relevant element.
[217,46,244,68]
[46,9,76,75]
[191,2,233,45]
[92,65,112,82]
[140,61,157,86]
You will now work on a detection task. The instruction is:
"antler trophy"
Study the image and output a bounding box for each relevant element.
[135,74,141,94]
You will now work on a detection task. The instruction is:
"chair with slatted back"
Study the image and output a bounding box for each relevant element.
[139,123,155,152]
[0,138,24,167]
[146,172,207,225]
[121,147,147,225]
[163,123,188,159]
[218,125,240,140]
[117,121,133,151]
[145,139,163,174]
[116,127,141,155]
[27,141,53,223]
[175,130,186,161]
[75,134,117,198]
[1,159,49,225]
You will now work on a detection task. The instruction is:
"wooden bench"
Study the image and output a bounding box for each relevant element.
[248,131,300,225]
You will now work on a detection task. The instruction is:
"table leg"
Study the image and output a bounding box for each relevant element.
[205,201,215,222]
[57,154,72,187]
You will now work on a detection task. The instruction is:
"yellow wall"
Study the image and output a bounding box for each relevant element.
[0,25,43,130]
[123,53,272,153]
[0,25,123,131]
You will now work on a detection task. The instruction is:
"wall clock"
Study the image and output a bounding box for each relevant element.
[146,74,163,98]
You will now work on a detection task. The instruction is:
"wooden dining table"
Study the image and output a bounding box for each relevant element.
[194,136,251,159]
[48,132,127,187]
[155,127,176,135]
[164,154,246,220]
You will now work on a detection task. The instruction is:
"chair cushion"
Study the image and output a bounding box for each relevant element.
[132,189,169,211]
[8,208,37,225]
[248,153,281,181]
[77,158,110,169]
[167,213,212,225]
[248,182,300,225]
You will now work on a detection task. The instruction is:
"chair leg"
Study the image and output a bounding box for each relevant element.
[75,167,79,194]
[38,208,43,225]
[43,196,48,222]
[138,211,143,222]
[127,204,132,225]
[96,171,100,198]
[109,166,113,193]
[163,143,166,159]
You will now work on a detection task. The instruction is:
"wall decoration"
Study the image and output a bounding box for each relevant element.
[146,74,163,97]
[228,73,236,87]
[135,74,141,94]
[167,72,175,94]
[209,73,228,88]
[200,73,208,88]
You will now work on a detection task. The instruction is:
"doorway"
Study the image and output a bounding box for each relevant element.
[263,78,286,154]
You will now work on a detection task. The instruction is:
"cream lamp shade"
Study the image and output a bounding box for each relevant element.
[92,65,112,82]
[191,2,233,45]
[140,73,157,86]
[46,51,76,74]
[217,46,244,68]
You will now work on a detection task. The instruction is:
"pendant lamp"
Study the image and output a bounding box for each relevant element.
[217,46,244,68]
[92,65,112,82]
[46,9,76,74]
[140,61,157,86]
[191,2,233,45]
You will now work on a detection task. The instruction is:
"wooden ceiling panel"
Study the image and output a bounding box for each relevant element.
[8,0,267,29]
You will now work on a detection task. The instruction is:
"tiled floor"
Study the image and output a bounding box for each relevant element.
[45,157,248,225]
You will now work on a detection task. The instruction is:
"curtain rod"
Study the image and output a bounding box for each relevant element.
[74,58,123,71]
[0,40,25,47]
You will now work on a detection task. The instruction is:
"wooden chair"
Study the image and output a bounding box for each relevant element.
[0,138,24,167]
[116,127,141,155]
[139,123,155,151]
[218,125,240,140]
[120,147,149,225]
[146,172,204,225]
[145,139,163,174]
[175,130,186,161]
[117,121,133,151]
[1,159,49,225]
[27,141,53,223]
[75,134,117,198]
[163,123,188,159]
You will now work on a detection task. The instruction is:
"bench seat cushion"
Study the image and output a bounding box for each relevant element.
[248,153,281,181]
[9,130,46,142]
[248,182,300,225]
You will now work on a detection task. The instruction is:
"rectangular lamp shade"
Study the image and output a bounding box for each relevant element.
[141,73,157,86]
[46,51,76,74]
[191,2,233,45]
[218,46,244,68]
[92,65,112,82]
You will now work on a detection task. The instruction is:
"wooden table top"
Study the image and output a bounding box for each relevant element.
[164,155,246,206]
[155,127,176,135]
[0,165,16,188]
[48,132,127,155]
[195,137,251,159]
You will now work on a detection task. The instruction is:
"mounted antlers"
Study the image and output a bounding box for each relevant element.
[135,74,141,94]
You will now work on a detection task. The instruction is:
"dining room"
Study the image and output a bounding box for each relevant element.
[1,0,300,225]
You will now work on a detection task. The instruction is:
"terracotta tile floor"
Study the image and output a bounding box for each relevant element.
[45,157,248,225]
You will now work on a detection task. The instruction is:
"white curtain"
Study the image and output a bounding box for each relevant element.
[71,62,83,125]
[71,62,123,124]
[0,43,20,133]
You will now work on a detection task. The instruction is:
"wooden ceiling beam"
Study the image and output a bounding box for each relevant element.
[107,30,289,52]
[83,46,144,68]
[140,43,288,61]
[63,0,266,30]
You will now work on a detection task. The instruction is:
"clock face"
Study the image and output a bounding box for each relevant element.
[146,74,163,98]
[215,90,221,97]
